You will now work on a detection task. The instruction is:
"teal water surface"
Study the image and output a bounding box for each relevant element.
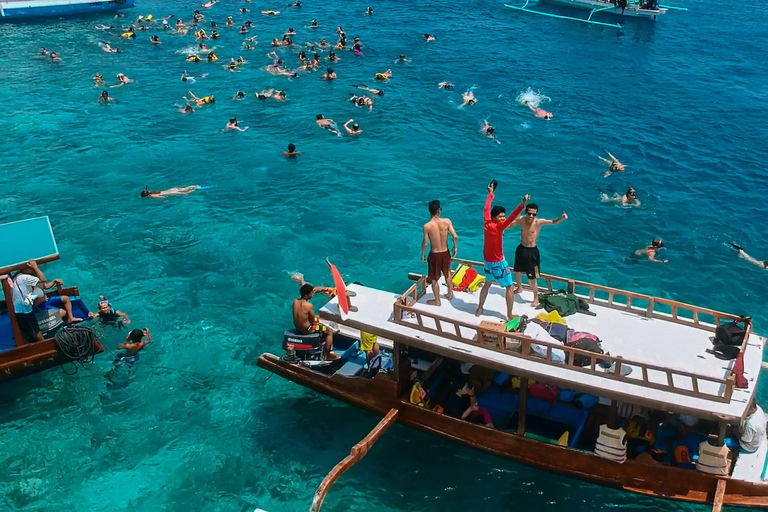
[1,0,767,510]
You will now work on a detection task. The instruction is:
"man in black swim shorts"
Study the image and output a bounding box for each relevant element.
[509,203,568,306]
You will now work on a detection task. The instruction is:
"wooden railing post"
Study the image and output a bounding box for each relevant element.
[518,378,529,435]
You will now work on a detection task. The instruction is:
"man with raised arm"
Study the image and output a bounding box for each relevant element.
[510,203,568,307]
[475,183,529,320]
[421,200,458,306]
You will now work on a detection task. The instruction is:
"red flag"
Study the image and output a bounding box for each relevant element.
[327,259,350,315]
[733,352,748,389]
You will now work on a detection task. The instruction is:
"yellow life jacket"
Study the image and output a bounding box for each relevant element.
[409,381,428,407]
[536,310,567,326]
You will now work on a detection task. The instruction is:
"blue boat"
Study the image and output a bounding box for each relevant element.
[0,0,135,20]
[0,217,103,381]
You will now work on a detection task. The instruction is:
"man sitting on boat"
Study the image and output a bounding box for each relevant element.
[442,378,494,427]
[10,260,68,343]
[292,283,338,360]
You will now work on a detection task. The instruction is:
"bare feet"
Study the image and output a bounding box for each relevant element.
[325,352,340,361]
[530,299,539,308]
[426,299,441,306]
[444,293,454,301]
[512,286,522,295]
[475,306,484,317]
[68,316,84,323]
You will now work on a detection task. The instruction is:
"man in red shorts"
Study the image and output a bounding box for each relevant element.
[421,200,458,306]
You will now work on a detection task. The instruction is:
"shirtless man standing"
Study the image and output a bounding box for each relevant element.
[421,200,458,306]
[292,283,337,360]
[511,203,568,306]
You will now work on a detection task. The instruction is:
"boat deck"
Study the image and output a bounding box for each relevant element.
[320,280,765,422]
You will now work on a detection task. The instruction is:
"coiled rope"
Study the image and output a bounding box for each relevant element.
[54,325,99,375]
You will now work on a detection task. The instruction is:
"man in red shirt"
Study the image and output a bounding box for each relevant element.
[475,184,529,319]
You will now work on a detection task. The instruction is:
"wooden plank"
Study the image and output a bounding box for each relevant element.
[310,408,399,512]
[712,478,726,512]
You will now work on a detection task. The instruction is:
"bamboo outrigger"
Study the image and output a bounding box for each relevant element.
[0,217,103,380]
[259,258,768,510]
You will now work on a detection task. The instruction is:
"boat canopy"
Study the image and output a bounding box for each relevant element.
[320,259,764,424]
[0,216,59,274]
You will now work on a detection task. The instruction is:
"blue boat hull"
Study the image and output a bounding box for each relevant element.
[0,0,134,20]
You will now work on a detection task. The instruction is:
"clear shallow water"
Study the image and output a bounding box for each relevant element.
[1,0,767,510]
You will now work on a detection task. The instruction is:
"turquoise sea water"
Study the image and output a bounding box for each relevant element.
[1,0,768,510]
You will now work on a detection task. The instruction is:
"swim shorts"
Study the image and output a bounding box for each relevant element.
[483,259,513,288]
[513,244,541,279]
[427,250,451,283]
[304,321,330,335]
[360,331,377,352]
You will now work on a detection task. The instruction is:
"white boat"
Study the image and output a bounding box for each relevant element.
[541,0,667,19]
[0,0,134,20]
[505,0,685,28]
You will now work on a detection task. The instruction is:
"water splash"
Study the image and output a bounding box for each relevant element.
[516,87,550,108]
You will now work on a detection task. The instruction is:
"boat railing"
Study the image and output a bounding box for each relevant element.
[393,261,737,403]
[451,258,743,331]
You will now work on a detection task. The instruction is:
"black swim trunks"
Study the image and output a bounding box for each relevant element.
[16,311,41,343]
[513,244,541,279]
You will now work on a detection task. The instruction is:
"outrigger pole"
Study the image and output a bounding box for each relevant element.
[504,1,623,28]
[310,408,400,512]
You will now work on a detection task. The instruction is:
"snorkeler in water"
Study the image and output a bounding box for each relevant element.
[93,73,105,86]
[438,81,453,90]
[354,84,383,96]
[184,91,215,106]
[232,91,247,100]
[349,93,373,111]
[525,101,552,119]
[461,91,477,107]
[322,68,337,80]
[481,120,500,144]
[396,54,410,64]
[601,187,640,207]
[49,52,62,63]
[599,151,626,176]
[174,103,195,113]
[89,296,131,324]
[100,42,121,53]
[181,71,208,84]
[634,239,667,263]
[283,143,301,157]
[225,117,249,132]
[111,73,134,87]
[98,90,116,102]
[424,33,435,42]
[344,119,362,136]
[316,114,341,136]
[140,185,202,198]
[728,243,768,270]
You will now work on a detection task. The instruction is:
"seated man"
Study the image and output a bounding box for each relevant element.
[360,331,380,363]
[739,403,767,453]
[292,283,338,360]
[11,260,71,343]
[442,378,494,427]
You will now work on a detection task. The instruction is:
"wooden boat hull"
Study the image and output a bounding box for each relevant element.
[539,0,667,18]
[0,339,104,381]
[258,353,768,509]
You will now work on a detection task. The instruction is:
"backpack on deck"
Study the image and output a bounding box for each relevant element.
[566,332,604,367]
[715,318,749,347]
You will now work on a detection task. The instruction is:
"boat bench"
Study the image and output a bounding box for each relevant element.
[478,386,588,447]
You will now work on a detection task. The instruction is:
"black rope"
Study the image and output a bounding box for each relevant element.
[55,325,99,375]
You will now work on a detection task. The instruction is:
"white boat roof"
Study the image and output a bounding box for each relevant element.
[320,281,765,423]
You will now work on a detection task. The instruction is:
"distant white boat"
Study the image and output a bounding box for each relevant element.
[0,0,135,20]
[541,0,667,18]
[505,0,685,28]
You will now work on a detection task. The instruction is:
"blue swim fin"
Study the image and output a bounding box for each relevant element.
[198,185,213,190]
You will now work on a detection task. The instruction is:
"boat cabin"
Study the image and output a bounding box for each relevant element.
[260,258,768,509]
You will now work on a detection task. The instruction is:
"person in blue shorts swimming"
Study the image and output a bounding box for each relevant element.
[114,328,152,366]
[475,182,529,320]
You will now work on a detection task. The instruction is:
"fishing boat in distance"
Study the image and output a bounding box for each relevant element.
[0,0,134,21]
[258,258,768,511]
[0,217,103,381]
[505,0,686,28]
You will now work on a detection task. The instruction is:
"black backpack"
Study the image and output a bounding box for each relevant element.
[715,318,749,347]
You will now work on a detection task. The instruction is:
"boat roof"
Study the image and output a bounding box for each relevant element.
[0,216,58,274]
[320,271,764,423]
